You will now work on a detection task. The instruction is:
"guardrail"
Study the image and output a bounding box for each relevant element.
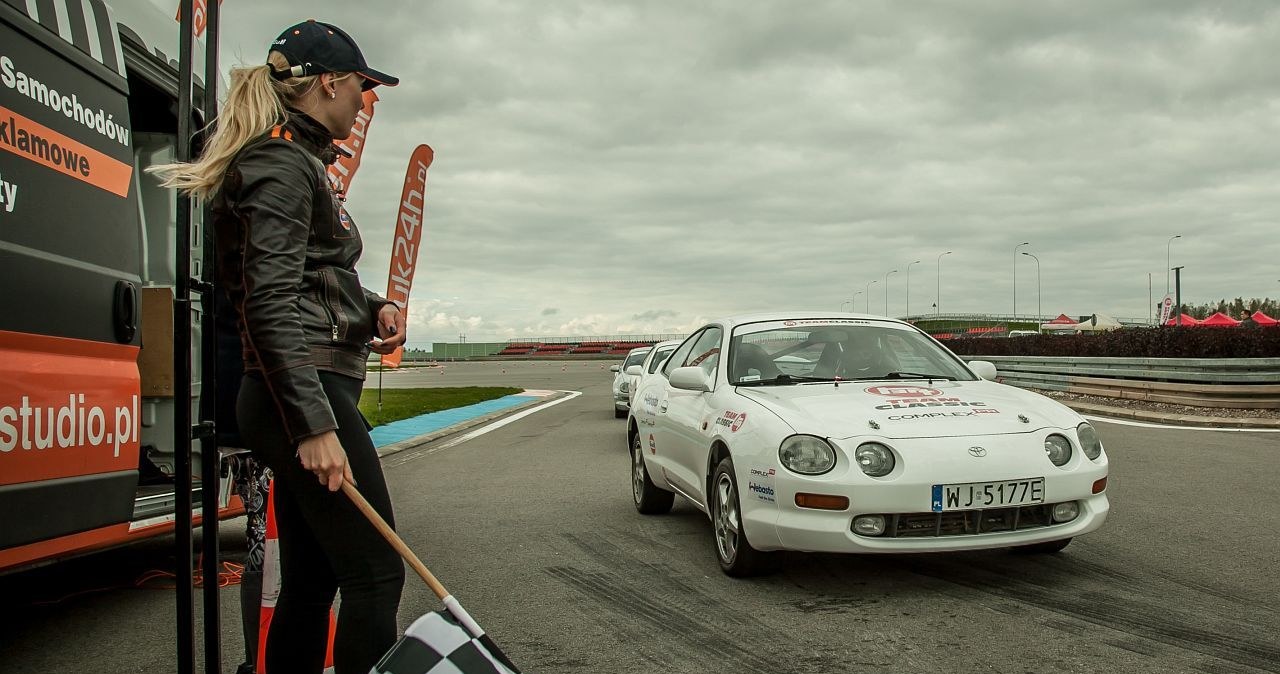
[980,356,1280,409]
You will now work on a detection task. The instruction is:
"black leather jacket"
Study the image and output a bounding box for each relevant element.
[212,112,390,443]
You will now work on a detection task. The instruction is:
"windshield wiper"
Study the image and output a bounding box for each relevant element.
[734,374,841,387]
[852,371,956,382]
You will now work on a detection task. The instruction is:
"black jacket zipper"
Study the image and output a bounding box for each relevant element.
[318,270,340,342]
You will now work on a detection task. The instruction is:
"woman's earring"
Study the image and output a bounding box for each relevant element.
[328,91,336,100]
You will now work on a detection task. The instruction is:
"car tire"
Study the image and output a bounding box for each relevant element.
[1012,538,1072,554]
[615,408,627,419]
[711,457,779,577]
[632,434,673,515]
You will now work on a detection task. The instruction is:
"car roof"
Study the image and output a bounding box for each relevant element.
[626,346,652,355]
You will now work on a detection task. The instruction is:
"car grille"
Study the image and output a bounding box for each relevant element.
[879,503,1061,538]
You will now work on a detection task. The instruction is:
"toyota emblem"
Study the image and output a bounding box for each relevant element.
[967,446,987,457]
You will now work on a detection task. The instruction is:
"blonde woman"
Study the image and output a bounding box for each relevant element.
[153,20,405,673]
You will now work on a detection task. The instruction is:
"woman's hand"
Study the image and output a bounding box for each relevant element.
[368,304,407,355]
[297,431,353,492]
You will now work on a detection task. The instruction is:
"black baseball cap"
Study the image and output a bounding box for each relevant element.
[270,19,398,90]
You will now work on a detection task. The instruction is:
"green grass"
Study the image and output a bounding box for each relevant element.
[358,387,524,427]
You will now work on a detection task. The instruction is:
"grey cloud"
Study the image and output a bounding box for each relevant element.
[542,307,560,316]
[217,2,1280,347]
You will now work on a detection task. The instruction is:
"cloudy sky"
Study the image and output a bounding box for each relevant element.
[212,1,1280,348]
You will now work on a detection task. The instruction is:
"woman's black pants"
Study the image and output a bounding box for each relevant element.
[238,372,404,674]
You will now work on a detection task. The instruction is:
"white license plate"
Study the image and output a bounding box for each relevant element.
[931,478,1044,512]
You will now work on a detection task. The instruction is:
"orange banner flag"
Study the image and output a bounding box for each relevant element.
[327,89,380,198]
[381,145,434,368]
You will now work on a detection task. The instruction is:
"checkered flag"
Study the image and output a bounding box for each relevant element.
[343,481,522,674]
[371,612,517,674]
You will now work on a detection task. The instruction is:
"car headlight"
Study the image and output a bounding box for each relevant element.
[1044,434,1072,467]
[779,435,836,475]
[619,380,629,393]
[1077,422,1102,460]
[854,442,896,477]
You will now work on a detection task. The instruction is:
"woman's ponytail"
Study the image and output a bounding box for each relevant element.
[149,52,323,199]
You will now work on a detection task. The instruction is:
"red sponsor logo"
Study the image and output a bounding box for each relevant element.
[865,385,943,398]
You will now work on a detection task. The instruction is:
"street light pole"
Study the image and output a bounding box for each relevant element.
[1023,252,1041,331]
[853,291,863,313]
[1014,241,1030,321]
[1172,266,1185,326]
[885,270,898,316]
[866,280,877,313]
[1166,234,1181,294]
[905,260,921,319]
[936,251,951,316]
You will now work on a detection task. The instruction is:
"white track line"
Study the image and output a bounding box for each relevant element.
[1084,415,1280,433]
[429,390,583,452]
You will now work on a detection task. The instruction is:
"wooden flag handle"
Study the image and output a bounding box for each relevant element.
[341,479,448,601]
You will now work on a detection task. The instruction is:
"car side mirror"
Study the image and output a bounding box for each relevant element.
[968,360,998,381]
[625,365,643,376]
[610,365,620,373]
[669,366,711,392]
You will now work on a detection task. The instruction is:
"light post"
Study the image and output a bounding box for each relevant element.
[1022,252,1041,331]
[884,270,898,316]
[865,280,877,313]
[936,251,951,315]
[853,291,863,313]
[905,260,921,319]
[840,300,852,311]
[1013,241,1030,320]
[1166,234,1181,294]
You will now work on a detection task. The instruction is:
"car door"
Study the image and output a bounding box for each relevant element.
[646,333,701,490]
[662,326,724,504]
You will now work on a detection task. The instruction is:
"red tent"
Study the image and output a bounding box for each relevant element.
[1164,313,1200,326]
[1250,311,1278,326]
[1198,312,1241,327]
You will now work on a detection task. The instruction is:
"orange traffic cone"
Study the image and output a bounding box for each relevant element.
[258,480,337,673]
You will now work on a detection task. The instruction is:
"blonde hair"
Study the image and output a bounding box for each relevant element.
[149,52,350,199]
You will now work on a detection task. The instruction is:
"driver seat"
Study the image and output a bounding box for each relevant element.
[732,343,779,380]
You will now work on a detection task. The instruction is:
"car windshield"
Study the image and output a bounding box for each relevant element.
[728,320,976,385]
[623,349,651,369]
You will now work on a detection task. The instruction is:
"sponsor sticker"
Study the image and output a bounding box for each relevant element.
[714,410,747,432]
[748,481,776,503]
[748,467,776,478]
[874,397,989,411]
[865,385,943,398]
[647,433,656,454]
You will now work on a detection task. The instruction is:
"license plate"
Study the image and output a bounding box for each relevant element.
[931,478,1044,512]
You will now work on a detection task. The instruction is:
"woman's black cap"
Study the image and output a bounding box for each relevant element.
[270,19,398,90]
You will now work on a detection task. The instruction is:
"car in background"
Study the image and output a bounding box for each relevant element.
[626,312,1109,576]
[627,340,682,411]
[611,347,652,418]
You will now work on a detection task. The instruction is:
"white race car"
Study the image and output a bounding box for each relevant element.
[627,313,1109,576]
[610,347,652,418]
[627,339,682,411]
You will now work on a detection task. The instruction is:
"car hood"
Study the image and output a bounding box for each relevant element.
[735,379,1079,440]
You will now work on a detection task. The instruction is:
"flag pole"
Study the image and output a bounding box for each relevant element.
[342,480,522,673]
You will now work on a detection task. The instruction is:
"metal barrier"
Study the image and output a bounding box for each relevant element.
[979,356,1280,409]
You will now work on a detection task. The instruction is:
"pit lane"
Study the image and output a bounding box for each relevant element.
[1,360,1277,673]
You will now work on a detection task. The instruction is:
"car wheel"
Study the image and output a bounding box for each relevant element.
[711,457,779,577]
[614,408,627,419]
[1012,538,1072,554]
[632,434,673,514]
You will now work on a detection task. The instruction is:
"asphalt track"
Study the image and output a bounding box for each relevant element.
[1,360,1278,673]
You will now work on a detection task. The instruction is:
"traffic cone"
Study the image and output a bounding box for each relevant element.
[258,480,337,673]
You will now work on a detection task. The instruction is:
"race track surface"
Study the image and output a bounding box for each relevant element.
[2,360,1277,673]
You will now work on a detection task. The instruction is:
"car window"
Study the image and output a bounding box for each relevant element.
[648,345,677,374]
[728,320,975,384]
[623,349,651,369]
[684,327,723,380]
[661,331,702,378]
